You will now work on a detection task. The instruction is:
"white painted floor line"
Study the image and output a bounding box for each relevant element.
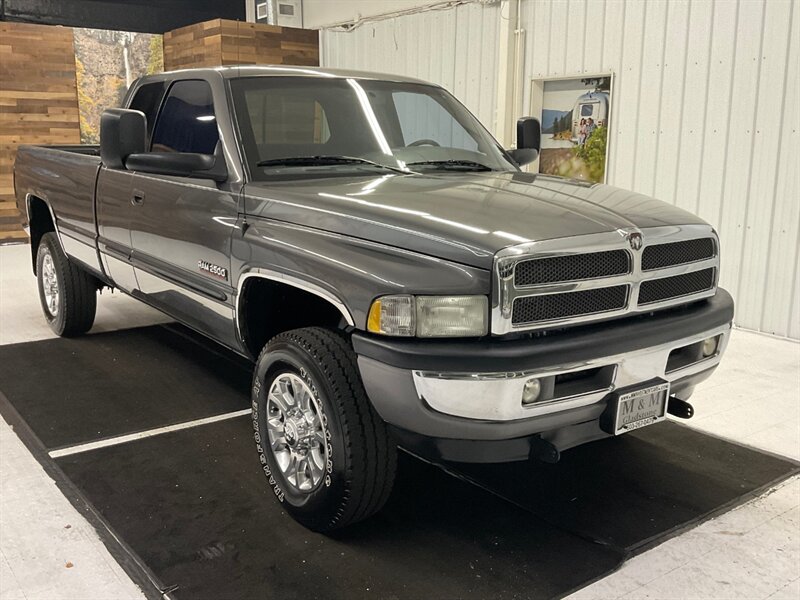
[48,408,252,458]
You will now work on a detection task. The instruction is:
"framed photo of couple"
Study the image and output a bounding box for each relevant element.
[529,73,614,184]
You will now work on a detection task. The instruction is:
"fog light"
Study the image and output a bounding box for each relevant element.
[522,378,542,404]
[701,336,719,357]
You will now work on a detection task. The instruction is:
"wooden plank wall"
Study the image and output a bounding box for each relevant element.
[164,19,318,70]
[0,22,81,244]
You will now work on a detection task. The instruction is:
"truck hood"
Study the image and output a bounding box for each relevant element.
[243,171,708,270]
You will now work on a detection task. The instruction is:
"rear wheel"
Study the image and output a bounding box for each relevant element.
[36,232,97,337]
[252,327,397,533]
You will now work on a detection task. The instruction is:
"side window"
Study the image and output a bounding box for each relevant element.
[128,82,165,140]
[151,80,219,154]
[392,91,477,151]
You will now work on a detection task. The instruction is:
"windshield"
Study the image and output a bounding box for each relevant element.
[229,76,518,179]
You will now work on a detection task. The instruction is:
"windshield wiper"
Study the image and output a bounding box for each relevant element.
[256,155,408,174]
[406,159,494,172]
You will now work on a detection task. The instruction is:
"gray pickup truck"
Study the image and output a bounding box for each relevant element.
[14,66,734,532]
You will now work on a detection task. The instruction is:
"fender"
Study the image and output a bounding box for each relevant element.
[235,269,356,346]
[25,193,71,276]
[25,193,66,254]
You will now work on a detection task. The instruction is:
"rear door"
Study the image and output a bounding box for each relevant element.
[96,170,139,292]
[127,78,240,347]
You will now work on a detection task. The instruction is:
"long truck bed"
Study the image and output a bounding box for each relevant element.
[14,145,104,277]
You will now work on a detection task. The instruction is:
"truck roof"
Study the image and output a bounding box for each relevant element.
[157,65,434,86]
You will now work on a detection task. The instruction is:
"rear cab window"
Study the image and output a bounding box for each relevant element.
[243,87,331,147]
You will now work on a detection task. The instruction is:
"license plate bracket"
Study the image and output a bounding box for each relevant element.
[602,380,670,436]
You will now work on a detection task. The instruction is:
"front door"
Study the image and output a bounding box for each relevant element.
[127,78,240,348]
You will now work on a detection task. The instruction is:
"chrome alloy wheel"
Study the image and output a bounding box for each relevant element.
[266,372,329,493]
[41,248,59,317]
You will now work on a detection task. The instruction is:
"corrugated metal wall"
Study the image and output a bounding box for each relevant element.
[321,1,501,132]
[321,0,799,339]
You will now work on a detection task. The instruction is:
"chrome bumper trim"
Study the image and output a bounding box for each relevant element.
[412,322,731,422]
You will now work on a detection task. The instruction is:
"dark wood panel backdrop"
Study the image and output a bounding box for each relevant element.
[0,21,81,244]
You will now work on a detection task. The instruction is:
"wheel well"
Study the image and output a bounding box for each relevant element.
[239,277,350,357]
[27,196,55,274]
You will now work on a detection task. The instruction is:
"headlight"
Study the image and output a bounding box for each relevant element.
[367,295,488,337]
[416,296,488,337]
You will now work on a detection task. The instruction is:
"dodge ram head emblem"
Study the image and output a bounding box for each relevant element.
[627,232,643,251]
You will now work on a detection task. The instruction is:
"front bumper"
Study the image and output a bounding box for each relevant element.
[353,288,734,462]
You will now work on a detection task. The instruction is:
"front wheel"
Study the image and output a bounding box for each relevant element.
[252,327,397,533]
[36,232,97,336]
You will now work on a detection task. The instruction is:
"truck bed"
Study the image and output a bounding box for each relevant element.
[14,144,103,275]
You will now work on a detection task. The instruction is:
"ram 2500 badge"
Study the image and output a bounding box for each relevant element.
[14,66,733,532]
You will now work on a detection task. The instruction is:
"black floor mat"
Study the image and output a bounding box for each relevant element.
[454,423,796,553]
[1,325,797,599]
[56,418,622,600]
[0,325,251,449]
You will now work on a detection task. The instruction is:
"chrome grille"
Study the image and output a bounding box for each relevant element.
[514,250,630,286]
[639,268,716,305]
[642,238,716,271]
[493,226,720,335]
[512,286,629,325]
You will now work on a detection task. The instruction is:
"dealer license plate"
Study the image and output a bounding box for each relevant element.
[610,381,670,435]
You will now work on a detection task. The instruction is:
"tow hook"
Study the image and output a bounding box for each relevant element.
[667,396,695,419]
[530,436,560,464]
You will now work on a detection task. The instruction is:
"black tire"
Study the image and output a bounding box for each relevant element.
[36,232,97,337]
[252,327,397,533]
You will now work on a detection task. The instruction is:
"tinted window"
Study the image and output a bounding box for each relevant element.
[580,104,594,117]
[151,80,219,154]
[128,82,165,139]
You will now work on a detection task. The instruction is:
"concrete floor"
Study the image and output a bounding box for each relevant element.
[1,242,798,599]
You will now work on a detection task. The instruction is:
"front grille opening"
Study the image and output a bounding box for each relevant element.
[642,238,715,271]
[512,285,629,325]
[552,365,616,399]
[514,250,630,286]
[638,268,715,305]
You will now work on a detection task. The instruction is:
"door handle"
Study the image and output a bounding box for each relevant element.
[131,190,145,206]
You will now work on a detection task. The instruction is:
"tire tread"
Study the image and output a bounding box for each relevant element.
[38,233,97,337]
[257,327,396,531]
